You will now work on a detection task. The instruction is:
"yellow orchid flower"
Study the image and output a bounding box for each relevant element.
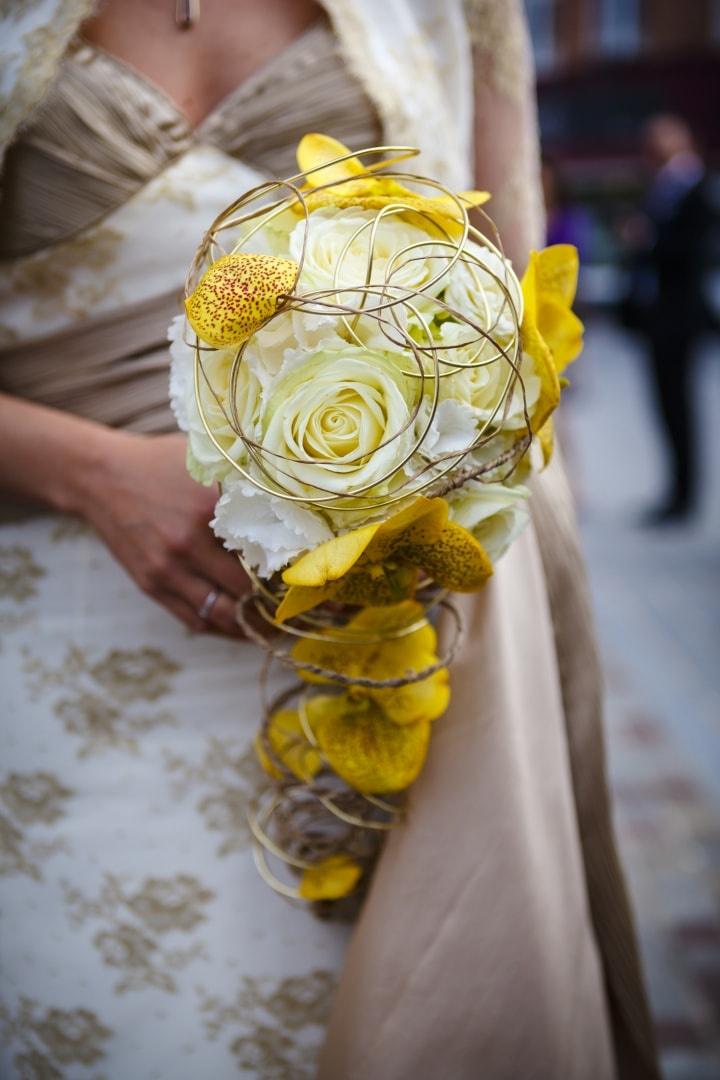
[527,245,584,374]
[520,244,584,440]
[296,133,490,237]
[254,708,322,782]
[185,253,297,347]
[291,601,451,725]
[298,855,363,901]
[301,692,431,795]
[276,496,493,622]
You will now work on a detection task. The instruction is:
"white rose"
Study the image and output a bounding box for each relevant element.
[260,345,416,498]
[442,242,523,347]
[211,480,333,576]
[447,481,529,563]
[168,315,261,486]
[289,207,450,312]
[440,320,540,432]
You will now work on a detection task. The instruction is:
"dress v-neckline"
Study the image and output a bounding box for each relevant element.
[74,18,326,139]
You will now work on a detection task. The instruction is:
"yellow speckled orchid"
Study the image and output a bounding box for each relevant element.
[291,601,450,725]
[304,692,431,795]
[254,708,322,782]
[185,252,298,347]
[276,496,493,622]
[520,244,584,446]
[298,855,363,901]
[296,133,490,237]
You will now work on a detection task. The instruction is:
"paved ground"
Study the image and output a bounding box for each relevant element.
[565,315,720,1079]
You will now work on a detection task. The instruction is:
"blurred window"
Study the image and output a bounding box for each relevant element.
[599,0,640,56]
[526,0,556,72]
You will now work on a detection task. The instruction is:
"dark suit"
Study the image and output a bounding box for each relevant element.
[626,163,717,511]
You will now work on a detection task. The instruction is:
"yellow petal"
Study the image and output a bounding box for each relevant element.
[521,252,562,432]
[255,708,322,781]
[394,518,494,591]
[365,497,449,562]
[281,499,445,591]
[374,665,451,725]
[348,599,436,647]
[522,246,584,379]
[185,253,297,347]
[283,522,382,588]
[298,190,489,239]
[533,244,579,307]
[291,601,437,686]
[279,498,490,621]
[537,417,554,468]
[308,695,431,795]
[275,583,336,623]
[298,854,363,901]
[277,564,419,624]
[297,133,365,188]
[458,189,492,209]
[537,298,584,374]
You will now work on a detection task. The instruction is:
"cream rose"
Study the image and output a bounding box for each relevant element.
[289,207,450,311]
[447,481,529,563]
[439,320,540,432]
[442,242,523,346]
[260,345,415,497]
[168,315,261,485]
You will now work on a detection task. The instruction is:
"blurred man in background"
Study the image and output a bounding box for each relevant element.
[623,114,717,524]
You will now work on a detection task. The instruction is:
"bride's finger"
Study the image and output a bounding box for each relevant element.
[188,529,250,599]
[180,576,243,637]
[154,589,208,633]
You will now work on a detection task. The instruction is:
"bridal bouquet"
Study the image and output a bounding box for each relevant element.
[170,134,582,907]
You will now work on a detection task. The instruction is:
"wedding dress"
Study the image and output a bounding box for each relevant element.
[0,3,658,1078]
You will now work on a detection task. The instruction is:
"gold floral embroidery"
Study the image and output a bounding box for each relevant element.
[230,1025,309,1079]
[10,226,123,320]
[126,874,215,934]
[0,771,72,880]
[89,647,180,703]
[62,872,214,995]
[0,998,112,1076]
[23,645,178,756]
[0,545,45,602]
[0,771,73,825]
[0,812,41,880]
[164,737,262,856]
[0,610,36,637]
[200,970,337,1080]
[13,1046,62,1080]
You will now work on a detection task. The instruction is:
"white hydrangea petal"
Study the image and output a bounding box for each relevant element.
[421,398,478,456]
[168,314,192,432]
[211,482,333,577]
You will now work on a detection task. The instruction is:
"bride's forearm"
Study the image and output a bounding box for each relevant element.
[0,392,119,514]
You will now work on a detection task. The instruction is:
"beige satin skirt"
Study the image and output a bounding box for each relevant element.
[320,454,659,1080]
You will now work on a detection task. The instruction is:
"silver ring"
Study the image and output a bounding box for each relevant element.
[197,588,220,621]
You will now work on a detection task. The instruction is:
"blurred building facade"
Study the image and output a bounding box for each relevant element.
[525,0,720,301]
[527,0,720,69]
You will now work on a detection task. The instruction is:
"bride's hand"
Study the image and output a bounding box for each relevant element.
[79,430,249,635]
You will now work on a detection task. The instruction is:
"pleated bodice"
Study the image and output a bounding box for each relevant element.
[0,19,381,431]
